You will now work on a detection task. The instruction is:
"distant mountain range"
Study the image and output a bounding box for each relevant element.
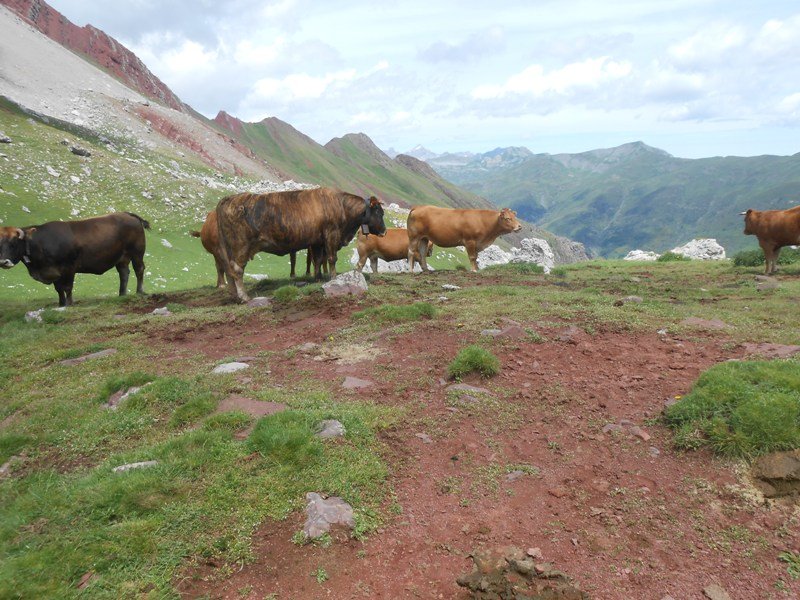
[408,141,800,256]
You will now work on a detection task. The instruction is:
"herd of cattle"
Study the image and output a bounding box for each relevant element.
[0,186,798,307]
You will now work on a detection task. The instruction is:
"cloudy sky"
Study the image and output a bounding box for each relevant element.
[49,0,800,158]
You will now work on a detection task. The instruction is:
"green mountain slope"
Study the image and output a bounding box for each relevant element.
[212,113,491,209]
[431,142,800,256]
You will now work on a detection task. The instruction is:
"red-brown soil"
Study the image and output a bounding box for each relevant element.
[172,304,800,599]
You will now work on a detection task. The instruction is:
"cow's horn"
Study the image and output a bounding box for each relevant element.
[738,211,747,216]
[15,228,25,239]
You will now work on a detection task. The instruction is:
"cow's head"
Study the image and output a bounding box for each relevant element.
[498,208,522,233]
[361,196,387,237]
[740,209,755,235]
[0,227,28,269]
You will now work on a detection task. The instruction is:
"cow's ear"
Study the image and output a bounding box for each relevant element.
[369,196,381,207]
[15,228,25,240]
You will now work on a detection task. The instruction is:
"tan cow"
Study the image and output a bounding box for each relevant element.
[356,228,432,273]
[190,211,226,288]
[741,205,800,274]
[406,206,521,272]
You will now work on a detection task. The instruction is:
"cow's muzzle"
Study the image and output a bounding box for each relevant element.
[0,259,14,269]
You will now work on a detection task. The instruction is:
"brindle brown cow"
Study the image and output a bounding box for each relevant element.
[216,188,386,302]
[355,227,432,273]
[190,210,226,288]
[406,206,521,272]
[742,204,800,274]
[0,212,149,306]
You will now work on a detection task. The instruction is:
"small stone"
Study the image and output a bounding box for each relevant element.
[46,165,60,177]
[25,308,44,323]
[0,133,11,143]
[498,325,527,339]
[438,296,449,302]
[297,342,320,353]
[446,383,491,395]
[69,145,91,157]
[211,362,249,374]
[649,446,661,457]
[703,584,732,600]
[526,547,544,560]
[247,296,271,307]
[60,348,116,366]
[548,486,569,498]
[481,328,502,336]
[415,433,433,444]
[505,470,524,482]
[151,306,171,316]
[113,460,158,473]
[342,376,373,389]
[303,492,355,539]
[322,270,368,297]
[442,284,461,291]
[316,419,346,439]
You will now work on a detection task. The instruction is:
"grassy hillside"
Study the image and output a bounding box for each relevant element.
[211,113,492,210]
[0,101,470,306]
[432,142,800,257]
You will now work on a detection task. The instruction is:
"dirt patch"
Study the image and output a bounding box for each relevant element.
[181,319,800,599]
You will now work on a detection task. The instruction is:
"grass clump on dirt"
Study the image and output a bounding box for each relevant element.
[352,302,436,325]
[448,345,501,379]
[273,285,302,303]
[248,411,323,467]
[665,360,800,458]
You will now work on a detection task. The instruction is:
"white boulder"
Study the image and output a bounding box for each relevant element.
[477,245,512,269]
[671,239,726,260]
[322,270,368,297]
[624,250,660,261]
[510,238,554,273]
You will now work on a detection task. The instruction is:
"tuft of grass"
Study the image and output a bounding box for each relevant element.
[94,372,155,404]
[665,360,800,458]
[656,251,689,262]
[273,285,301,303]
[779,551,800,580]
[202,411,252,433]
[732,247,800,267]
[248,411,323,467]
[169,392,218,428]
[447,345,501,379]
[352,302,436,325]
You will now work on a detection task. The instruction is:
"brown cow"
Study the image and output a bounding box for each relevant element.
[356,227,432,273]
[216,188,386,302]
[741,205,800,274]
[190,210,226,288]
[0,212,148,306]
[406,206,521,272]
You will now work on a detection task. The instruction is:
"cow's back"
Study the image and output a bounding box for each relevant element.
[408,205,496,247]
[358,227,410,261]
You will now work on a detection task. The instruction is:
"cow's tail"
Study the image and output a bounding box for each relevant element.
[189,230,201,238]
[126,212,150,230]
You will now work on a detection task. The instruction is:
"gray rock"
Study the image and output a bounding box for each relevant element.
[297,342,320,353]
[112,460,158,473]
[60,348,116,366]
[211,362,250,374]
[624,249,660,261]
[757,280,780,291]
[476,245,511,269]
[0,133,11,144]
[322,270,368,297]
[303,492,355,539]
[247,296,272,307]
[446,383,491,395]
[69,145,91,157]
[342,376,373,389]
[510,238,555,273]
[415,433,433,444]
[151,306,171,316]
[614,295,643,306]
[671,238,726,260]
[103,384,149,410]
[702,584,732,600]
[316,420,346,439]
[442,284,461,291]
[481,328,502,336]
[752,449,800,498]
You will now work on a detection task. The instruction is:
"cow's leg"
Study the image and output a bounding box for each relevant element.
[305,249,313,277]
[370,256,379,274]
[760,242,775,274]
[290,251,297,279]
[116,261,130,296]
[132,255,146,294]
[772,247,782,274]
[356,251,368,273]
[226,260,249,302]
[55,273,75,307]
[213,255,227,288]
[310,245,324,281]
[327,247,337,279]
[465,241,479,272]
[417,238,431,272]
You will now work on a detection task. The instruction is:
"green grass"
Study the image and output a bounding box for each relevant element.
[656,251,690,262]
[665,360,800,458]
[272,285,302,303]
[352,302,436,325]
[732,248,800,267]
[248,411,323,467]
[447,345,501,379]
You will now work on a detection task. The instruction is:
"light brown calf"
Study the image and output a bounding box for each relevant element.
[356,228,432,273]
[406,206,521,272]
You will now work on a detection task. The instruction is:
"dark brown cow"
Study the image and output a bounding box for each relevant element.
[355,227,432,273]
[406,206,521,272]
[216,188,386,302]
[742,205,800,274]
[0,212,149,306]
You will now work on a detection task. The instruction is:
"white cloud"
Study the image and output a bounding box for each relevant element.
[233,37,286,67]
[249,69,357,101]
[471,57,632,99]
[668,23,746,68]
